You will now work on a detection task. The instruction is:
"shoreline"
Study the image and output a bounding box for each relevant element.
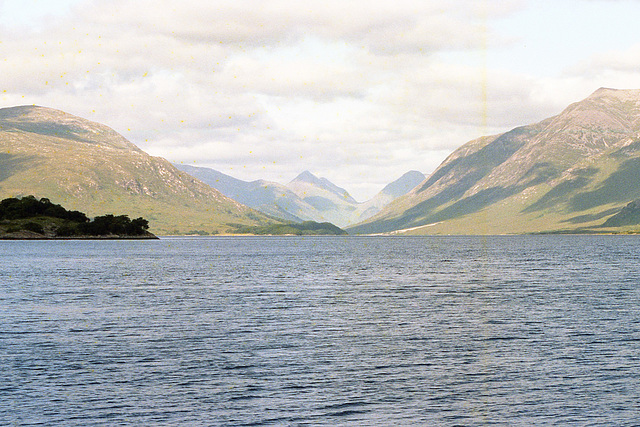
[0,231,158,240]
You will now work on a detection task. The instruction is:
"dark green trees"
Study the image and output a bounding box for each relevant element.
[0,195,88,222]
[0,196,150,237]
[232,220,347,235]
[78,214,149,236]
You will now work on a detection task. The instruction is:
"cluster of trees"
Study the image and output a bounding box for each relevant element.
[0,196,150,237]
[58,214,150,237]
[232,221,347,235]
[0,195,88,222]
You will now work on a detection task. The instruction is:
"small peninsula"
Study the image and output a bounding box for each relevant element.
[0,196,157,239]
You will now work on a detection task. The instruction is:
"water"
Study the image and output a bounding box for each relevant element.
[1,236,640,426]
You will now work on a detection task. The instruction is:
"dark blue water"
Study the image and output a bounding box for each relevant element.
[2,236,640,426]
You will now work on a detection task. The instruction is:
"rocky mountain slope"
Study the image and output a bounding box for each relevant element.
[349,170,426,224]
[349,88,640,234]
[174,164,321,223]
[285,170,359,226]
[0,106,280,235]
[174,164,425,227]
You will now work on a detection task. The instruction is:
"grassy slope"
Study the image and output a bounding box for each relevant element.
[379,150,640,235]
[349,90,640,235]
[0,108,280,235]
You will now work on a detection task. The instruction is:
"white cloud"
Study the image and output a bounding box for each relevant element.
[2,0,640,200]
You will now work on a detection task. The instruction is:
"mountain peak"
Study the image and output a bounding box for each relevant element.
[591,87,619,96]
[288,171,357,204]
[586,87,640,102]
[349,89,640,235]
[0,105,141,152]
[292,170,320,184]
[552,87,640,136]
[0,105,92,126]
[380,170,426,198]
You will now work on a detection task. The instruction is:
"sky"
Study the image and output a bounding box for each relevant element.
[2,0,640,201]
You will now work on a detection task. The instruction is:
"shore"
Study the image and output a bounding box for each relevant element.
[0,230,158,240]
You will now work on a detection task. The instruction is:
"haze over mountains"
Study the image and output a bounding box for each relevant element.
[175,164,425,227]
[350,88,640,234]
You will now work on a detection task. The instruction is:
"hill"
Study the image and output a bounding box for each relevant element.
[348,171,425,224]
[174,164,317,223]
[174,164,424,227]
[0,105,281,235]
[349,88,640,235]
[231,220,348,236]
[284,170,359,226]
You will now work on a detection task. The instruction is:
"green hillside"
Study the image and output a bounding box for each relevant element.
[0,106,282,235]
[231,220,348,235]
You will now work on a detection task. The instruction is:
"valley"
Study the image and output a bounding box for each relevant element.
[4,88,640,235]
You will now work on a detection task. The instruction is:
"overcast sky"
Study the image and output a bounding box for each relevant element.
[2,0,640,201]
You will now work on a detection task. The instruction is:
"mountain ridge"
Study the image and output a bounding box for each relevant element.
[0,105,143,152]
[289,170,358,204]
[174,164,425,227]
[349,88,640,235]
[0,105,280,235]
[8,88,639,237]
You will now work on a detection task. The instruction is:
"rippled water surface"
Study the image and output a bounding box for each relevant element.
[2,236,640,426]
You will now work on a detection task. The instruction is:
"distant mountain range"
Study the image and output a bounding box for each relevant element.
[174,164,425,227]
[4,88,640,235]
[0,105,279,235]
[350,88,640,234]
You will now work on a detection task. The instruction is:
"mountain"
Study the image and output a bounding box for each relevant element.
[349,88,640,235]
[284,171,359,226]
[349,171,425,224]
[174,165,424,227]
[378,170,427,198]
[0,105,280,235]
[174,164,318,223]
[287,170,358,204]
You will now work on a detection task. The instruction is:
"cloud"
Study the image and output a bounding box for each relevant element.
[2,0,638,200]
[571,43,640,76]
[80,0,517,52]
